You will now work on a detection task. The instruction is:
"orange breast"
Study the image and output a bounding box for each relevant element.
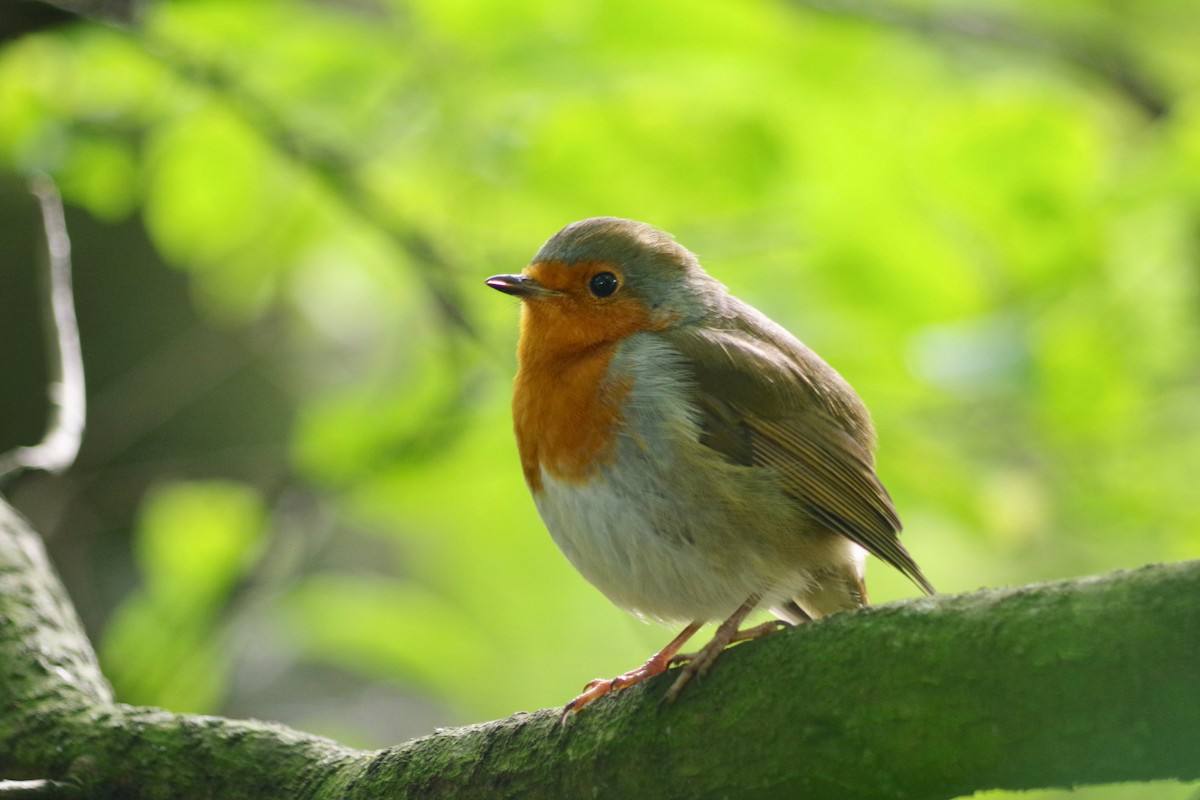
[513,341,631,492]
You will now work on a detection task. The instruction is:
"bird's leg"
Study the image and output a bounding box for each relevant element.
[663,594,779,706]
[667,619,789,667]
[560,621,703,723]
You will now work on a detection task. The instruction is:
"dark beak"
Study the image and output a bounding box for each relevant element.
[485,273,561,299]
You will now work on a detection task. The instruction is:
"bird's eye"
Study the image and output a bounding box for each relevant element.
[589,271,620,298]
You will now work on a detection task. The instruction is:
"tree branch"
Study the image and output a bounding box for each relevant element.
[0,779,78,799]
[137,46,480,343]
[0,0,138,46]
[784,0,1172,119]
[0,176,86,483]
[2,495,1198,798]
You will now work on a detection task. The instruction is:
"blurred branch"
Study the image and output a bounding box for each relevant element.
[27,0,137,21]
[3,494,1198,798]
[0,0,138,43]
[0,3,76,43]
[0,176,86,485]
[0,779,78,799]
[144,48,479,342]
[784,0,1171,119]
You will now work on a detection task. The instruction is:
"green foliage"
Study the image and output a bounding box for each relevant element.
[2,1,1199,796]
[101,480,267,712]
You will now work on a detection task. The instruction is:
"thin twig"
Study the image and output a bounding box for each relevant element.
[0,779,78,799]
[0,176,86,483]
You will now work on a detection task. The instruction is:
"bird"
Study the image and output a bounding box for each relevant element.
[486,217,934,720]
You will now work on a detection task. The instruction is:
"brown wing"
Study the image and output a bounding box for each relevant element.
[663,316,935,596]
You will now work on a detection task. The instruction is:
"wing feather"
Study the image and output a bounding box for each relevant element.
[663,314,934,595]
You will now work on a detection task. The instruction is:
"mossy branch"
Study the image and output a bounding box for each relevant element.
[1,497,1197,799]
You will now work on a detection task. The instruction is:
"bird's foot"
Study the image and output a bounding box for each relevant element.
[560,621,702,724]
[667,619,788,668]
[559,660,666,724]
[661,603,784,707]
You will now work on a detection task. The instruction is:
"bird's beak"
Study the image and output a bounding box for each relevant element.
[485,273,562,299]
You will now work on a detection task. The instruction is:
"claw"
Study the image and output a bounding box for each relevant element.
[559,621,703,723]
[560,596,790,720]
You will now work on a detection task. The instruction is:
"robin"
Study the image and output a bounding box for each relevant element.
[487,217,934,720]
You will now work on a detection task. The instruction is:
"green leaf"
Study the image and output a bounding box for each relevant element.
[136,480,267,608]
[100,480,268,712]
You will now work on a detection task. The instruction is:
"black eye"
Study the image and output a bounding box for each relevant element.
[589,271,619,298]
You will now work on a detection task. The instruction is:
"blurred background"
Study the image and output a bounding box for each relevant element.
[1,0,1197,796]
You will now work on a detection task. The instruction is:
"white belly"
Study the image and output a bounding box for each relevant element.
[535,471,747,622]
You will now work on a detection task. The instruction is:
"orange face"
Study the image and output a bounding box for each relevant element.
[514,260,661,365]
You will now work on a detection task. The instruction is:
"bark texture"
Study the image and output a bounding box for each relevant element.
[2,497,1198,799]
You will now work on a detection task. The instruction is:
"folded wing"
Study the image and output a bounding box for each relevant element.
[663,317,935,596]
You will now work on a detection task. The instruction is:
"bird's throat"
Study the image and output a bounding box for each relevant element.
[512,339,631,493]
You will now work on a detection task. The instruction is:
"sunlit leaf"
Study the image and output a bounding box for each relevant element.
[135,480,267,606]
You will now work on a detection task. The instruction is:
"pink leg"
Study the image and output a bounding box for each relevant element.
[663,594,781,706]
[560,621,703,723]
[668,619,787,667]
